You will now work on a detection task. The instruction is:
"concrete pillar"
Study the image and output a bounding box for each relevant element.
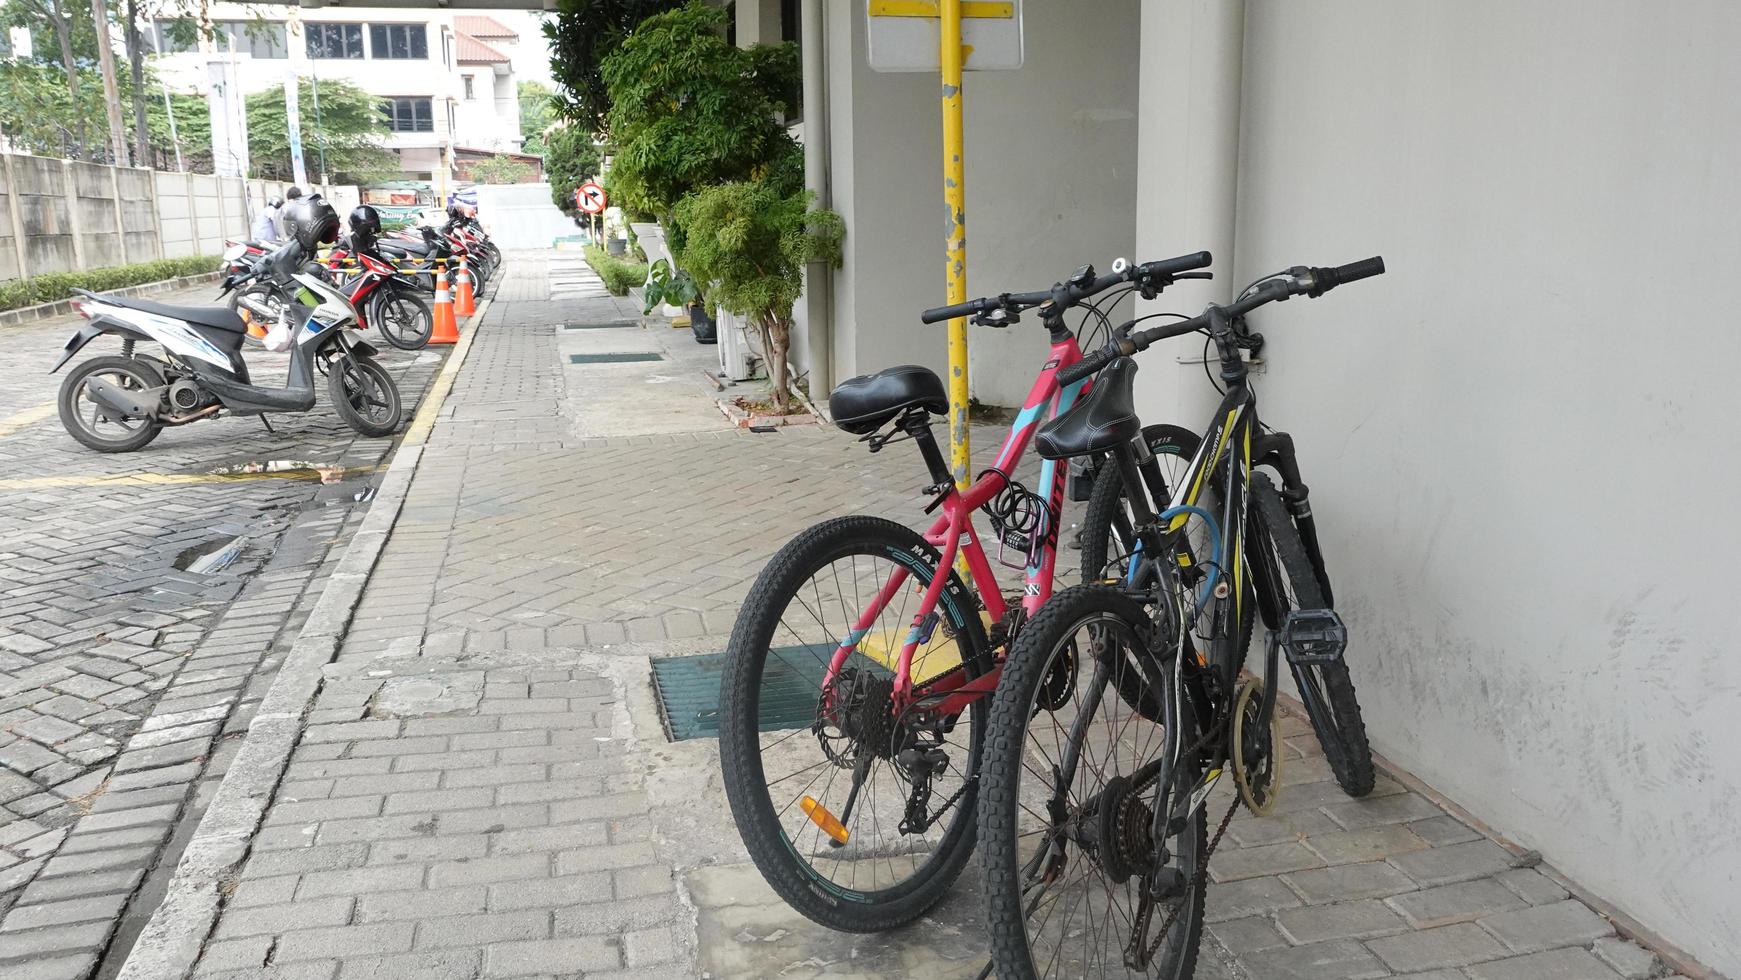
[109,165,129,265]
[800,0,833,391]
[736,0,783,46]
[62,159,88,271]
[145,164,164,259]
[2,153,31,279]
[1134,0,1245,422]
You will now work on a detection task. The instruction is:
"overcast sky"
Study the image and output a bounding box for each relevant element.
[493,10,557,89]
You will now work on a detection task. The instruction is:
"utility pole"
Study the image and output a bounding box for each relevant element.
[90,0,131,166]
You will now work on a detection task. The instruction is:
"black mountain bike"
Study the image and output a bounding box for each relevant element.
[976,257,1385,978]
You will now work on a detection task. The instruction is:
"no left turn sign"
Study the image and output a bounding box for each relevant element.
[576,182,607,214]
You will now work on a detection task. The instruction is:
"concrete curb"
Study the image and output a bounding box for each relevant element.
[0,271,223,327]
[114,301,492,980]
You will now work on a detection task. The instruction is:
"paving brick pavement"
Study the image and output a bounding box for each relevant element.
[0,277,450,976]
[178,253,1691,979]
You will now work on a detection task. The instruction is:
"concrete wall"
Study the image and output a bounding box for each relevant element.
[1129,1,1741,970]
[0,151,349,277]
[818,0,1141,405]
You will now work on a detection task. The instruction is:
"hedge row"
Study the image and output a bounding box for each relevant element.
[0,255,221,313]
[583,245,648,297]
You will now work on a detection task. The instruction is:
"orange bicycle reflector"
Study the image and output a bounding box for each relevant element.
[800,795,850,846]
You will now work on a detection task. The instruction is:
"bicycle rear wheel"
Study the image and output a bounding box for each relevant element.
[979,585,1206,979]
[719,515,990,932]
[1249,472,1375,796]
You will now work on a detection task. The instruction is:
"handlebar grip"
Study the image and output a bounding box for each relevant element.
[1057,347,1118,387]
[1309,256,1385,296]
[920,299,981,324]
[1140,250,1213,278]
[1334,256,1385,284]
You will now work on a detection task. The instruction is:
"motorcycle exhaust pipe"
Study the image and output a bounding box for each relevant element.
[237,293,280,320]
[84,378,161,420]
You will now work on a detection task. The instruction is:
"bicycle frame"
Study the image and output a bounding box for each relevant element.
[821,334,1091,715]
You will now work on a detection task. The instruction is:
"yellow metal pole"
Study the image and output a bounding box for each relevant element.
[940,0,970,491]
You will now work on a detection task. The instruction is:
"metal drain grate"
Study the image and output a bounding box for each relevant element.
[649,647,836,741]
[567,352,664,364]
[561,321,638,331]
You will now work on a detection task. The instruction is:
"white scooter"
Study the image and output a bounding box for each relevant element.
[51,243,402,453]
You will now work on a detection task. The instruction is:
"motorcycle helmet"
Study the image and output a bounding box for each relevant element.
[282,197,340,251]
[267,195,284,209]
[349,205,382,239]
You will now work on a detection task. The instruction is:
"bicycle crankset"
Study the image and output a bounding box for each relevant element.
[1231,676,1282,816]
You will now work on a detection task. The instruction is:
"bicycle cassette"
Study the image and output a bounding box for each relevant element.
[1231,676,1282,816]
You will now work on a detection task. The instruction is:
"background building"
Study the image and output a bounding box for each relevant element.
[147,5,530,184]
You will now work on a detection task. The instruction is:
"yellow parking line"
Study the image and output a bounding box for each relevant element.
[0,465,383,491]
[0,402,57,440]
[402,294,489,448]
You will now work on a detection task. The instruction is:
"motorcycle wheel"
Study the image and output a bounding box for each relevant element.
[328,354,402,437]
[371,288,433,350]
[58,355,165,453]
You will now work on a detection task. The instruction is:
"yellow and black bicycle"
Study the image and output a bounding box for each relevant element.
[975,257,1385,979]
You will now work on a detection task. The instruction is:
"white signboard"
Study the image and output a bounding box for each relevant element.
[866,0,1024,73]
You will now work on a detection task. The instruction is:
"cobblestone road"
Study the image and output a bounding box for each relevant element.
[177,254,1687,980]
[0,282,447,977]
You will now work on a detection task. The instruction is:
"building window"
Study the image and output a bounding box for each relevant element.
[463,75,475,100]
[222,22,288,59]
[306,23,363,59]
[781,0,799,43]
[369,23,427,60]
[381,97,434,133]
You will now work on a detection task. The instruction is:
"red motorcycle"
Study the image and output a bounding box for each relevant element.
[323,234,433,351]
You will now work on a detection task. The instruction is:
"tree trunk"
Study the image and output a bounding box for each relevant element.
[126,0,149,164]
[47,0,85,158]
[764,311,793,413]
[91,0,132,166]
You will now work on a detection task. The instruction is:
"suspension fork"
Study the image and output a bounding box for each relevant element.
[1254,431,1334,607]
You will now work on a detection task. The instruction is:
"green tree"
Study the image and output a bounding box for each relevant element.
[541,0,683,135]
[544,124,601,215]
[675,178,843,412]
[245,79,395,182]
[471,155,533,184]
[517,80,555,155]
[601,2,800,222]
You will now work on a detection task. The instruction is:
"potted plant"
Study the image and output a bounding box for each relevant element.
[642,259,716,343]
[675,176,843,412]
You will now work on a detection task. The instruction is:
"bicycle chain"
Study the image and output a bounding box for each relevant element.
[1141,791,1241,965]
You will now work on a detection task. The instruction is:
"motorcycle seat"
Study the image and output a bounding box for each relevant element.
[80,290,249,334]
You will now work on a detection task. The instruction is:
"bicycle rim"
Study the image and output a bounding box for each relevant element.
[725,522,986,913]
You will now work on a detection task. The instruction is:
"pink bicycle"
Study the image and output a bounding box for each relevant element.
[718,251,1214,931]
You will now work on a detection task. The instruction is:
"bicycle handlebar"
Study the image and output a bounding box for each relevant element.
[1055,256,1385,387]
[917,250,1213,324]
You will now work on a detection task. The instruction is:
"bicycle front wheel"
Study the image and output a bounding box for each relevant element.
[980,585,1206,980]
[719,515,991,932]
[1250,472,1375,796]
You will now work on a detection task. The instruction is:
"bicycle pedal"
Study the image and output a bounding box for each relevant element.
[1278,608,1348,666]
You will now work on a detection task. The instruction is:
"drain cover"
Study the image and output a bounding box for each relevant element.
[561,321,638,331]
[568,352,664,364]
[650,647,834,741]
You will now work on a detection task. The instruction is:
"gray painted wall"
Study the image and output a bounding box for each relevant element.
[1130,1,1739,969]
[0,151,345,279]
[821,0,1141,406]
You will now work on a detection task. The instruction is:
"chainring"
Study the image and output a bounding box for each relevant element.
[1231,676,1282,816]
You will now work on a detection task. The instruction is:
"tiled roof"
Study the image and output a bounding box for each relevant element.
[454,16,518,40]
[454,32,510,65]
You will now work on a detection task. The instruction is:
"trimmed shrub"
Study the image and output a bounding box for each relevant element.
[583,245,648,296]
[0,256,221,312]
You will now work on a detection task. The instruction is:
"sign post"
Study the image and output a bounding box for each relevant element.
[866,0,1021,493]
[576,181,607,247]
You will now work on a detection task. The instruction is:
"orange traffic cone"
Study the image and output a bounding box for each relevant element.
[430,262,460,345]
[454,258,477,316]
